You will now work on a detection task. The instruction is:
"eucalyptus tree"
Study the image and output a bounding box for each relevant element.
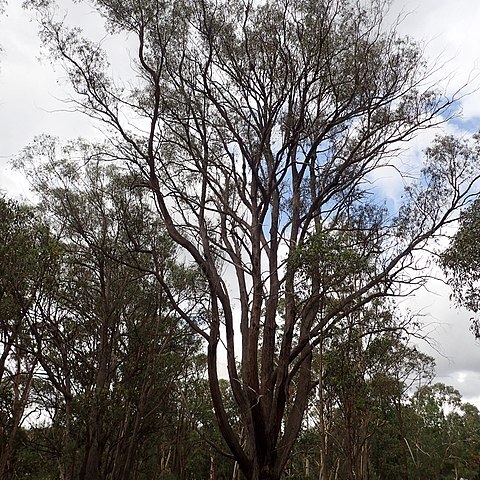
[441,167,480,336]
[0,197,57,479]
[24,0,480,478]
[320,312,433,480]
[407,383,468,480]
[15,143,205,480]
[298,298,434,480]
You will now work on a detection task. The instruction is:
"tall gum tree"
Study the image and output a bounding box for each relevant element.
[441,147,480,336]
[24,0,480,478]
[0,197,56,479]
[13,147,205,480]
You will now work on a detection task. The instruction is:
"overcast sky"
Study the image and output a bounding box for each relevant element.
[1,0,480,405]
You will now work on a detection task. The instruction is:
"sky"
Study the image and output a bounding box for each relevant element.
[1,0,480,405]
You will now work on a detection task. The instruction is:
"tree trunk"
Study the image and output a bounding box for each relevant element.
[0,353,36,479]
[396,399,409,480]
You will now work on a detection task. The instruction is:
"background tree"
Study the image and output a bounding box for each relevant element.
[0,196,56,479]
[406,383,472,480]
[13,141,208,480]
[441,178,480,336]
[23,0,480,478]
[302,302,434,480]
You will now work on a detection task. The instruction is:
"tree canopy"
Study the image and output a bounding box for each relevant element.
[3,0,480,479]
[442,192,480,336]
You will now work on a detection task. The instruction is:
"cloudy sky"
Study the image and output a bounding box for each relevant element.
[1,0,480,405]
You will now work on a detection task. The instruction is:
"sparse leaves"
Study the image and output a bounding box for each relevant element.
[441,197,480,335]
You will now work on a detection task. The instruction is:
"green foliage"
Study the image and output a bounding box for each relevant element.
[3,152,211,479]
[288,380,480,480]
[290,230,370,282]
[2,164,479,480]
[442,198,480,335]
[0,196,60,479]
[400,383,480,480]
[0,196,56,323]
[12,0,480,478]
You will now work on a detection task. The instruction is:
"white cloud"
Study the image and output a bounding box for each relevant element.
[0,1,100,198]
[392,0,480,121]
